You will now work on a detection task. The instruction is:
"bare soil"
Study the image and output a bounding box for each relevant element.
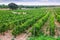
[55,21,60,37]
[0,31,29,40]
[0,8,10,10]
[41,18,50,36]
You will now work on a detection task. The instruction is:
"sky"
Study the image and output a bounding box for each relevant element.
[0,0,60,5]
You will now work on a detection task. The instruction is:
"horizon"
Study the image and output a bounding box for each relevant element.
[0,0,60,6]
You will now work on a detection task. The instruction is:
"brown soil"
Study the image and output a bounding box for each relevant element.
[15,33,29,40]
[55,21,60,27]
[0,31,13,40]
[41,19,50,36]
[55,21,60,37]
[0,8,10,10]
[0,31,30,40]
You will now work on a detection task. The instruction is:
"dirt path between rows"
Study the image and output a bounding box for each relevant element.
[0,31,30,40]
[55,21,60,37]
[55,21,60,27]
[41,8,50,36]
[41,17,50,36]
[52,8,60,37]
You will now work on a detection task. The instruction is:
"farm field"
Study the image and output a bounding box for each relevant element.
[0,8,60,40]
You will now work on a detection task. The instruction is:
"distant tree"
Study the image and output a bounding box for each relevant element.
[8,3,18,10]
[18,5,23,9]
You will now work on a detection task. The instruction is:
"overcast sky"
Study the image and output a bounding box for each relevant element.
[0,0,60,5]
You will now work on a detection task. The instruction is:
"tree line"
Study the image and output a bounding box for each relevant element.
[0,3,58,10]
[0,3,40,10]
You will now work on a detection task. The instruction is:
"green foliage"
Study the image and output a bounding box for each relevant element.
[0,8,58,38]
[29,36,57,40]
[12,9,47,36]
[49,14,55,36]
[56,15,60,22]
[31,12,49,36]
[0,23,9,33]
[12,15,44,36]
[55,8,60,23]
